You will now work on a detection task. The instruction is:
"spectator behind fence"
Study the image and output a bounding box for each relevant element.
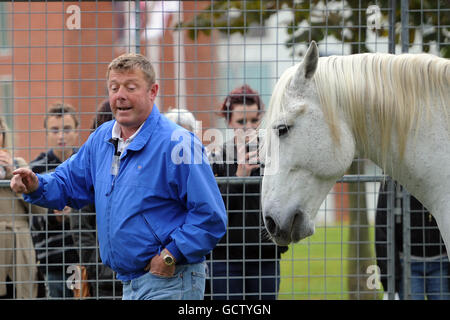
[11,53,227,300]
[164,107,198,135]
[0,116,47,299]
[376,181,450,300]
[29,103,80,298]
[69,99,123,299]
[207,84,288,300]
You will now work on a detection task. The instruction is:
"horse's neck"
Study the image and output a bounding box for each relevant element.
[364,106,450,218]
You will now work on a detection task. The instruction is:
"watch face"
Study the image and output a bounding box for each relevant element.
[164,255,174,265]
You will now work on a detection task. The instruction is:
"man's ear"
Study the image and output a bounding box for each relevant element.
[149,83,159,100]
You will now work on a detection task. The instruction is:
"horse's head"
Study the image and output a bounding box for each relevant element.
[261,42,355,246]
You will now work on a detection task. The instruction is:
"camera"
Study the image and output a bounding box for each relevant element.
[245,138,260,165]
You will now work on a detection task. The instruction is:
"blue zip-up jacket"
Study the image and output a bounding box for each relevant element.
[24,106,227,281]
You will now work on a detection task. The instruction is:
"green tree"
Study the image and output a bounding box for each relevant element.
[179,0,449,57]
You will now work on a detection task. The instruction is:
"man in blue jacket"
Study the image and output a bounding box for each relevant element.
[10,53,227,300]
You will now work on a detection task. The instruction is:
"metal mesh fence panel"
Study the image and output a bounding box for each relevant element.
[0,0,448,300]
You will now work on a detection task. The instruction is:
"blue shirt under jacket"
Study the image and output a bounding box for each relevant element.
[24,106,227,281]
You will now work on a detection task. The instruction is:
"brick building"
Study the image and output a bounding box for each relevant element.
[0,1,216,162]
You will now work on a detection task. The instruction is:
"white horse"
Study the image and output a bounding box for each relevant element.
[260,41,450,253]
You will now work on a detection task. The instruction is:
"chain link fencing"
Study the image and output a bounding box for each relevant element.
[0,0,448,300]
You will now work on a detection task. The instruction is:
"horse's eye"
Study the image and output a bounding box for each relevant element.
[276,124,290,137]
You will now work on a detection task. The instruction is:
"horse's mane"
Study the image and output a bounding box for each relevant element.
[261,52,449,171]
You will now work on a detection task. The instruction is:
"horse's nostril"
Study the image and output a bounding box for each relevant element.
[265,216,277,235]
[293,211,302,225]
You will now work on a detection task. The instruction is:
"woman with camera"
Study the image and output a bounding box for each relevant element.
[207,84,288,300]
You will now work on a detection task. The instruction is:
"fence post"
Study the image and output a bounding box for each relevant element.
[386,178,397,300]
[385,0,399,301]
[383,3,397,299]
[388,0,396,54]
[402,189,412,300]
[135,0,141,54]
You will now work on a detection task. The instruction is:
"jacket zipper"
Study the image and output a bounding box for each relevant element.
[105,139,120,270]
[106,173,118,196]
[106,140,122,196]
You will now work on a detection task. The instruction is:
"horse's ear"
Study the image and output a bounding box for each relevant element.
[304,41,319,79]
[291,41,319,88]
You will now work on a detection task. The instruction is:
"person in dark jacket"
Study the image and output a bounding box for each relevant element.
[207,84,288,300]
[69,99,122,299]
[30,103,80,298]
[375,181,450,300]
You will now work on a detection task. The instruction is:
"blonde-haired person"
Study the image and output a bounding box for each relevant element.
[11,53,227,300]
[164,107,198,135]
[0,116,46,299]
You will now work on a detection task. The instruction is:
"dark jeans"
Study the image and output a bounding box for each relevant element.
[0,276,13,299]
[208,260,280,300]
[46,269,74,299]
[399,257,450,300]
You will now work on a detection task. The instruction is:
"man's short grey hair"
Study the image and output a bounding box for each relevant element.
[165,107,197,133]
[107,53,156,88]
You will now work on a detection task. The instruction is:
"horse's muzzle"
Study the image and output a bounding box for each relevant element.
[264,211,314,246]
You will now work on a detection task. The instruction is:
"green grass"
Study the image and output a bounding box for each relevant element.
[278,224,384,300]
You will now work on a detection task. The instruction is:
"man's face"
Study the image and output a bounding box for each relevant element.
[108,68,158,131]
[46,114,78,154]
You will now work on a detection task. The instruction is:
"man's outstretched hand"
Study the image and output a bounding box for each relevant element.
[10,168,39,194]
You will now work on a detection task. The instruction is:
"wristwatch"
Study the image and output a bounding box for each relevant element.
[162,250,175,266]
